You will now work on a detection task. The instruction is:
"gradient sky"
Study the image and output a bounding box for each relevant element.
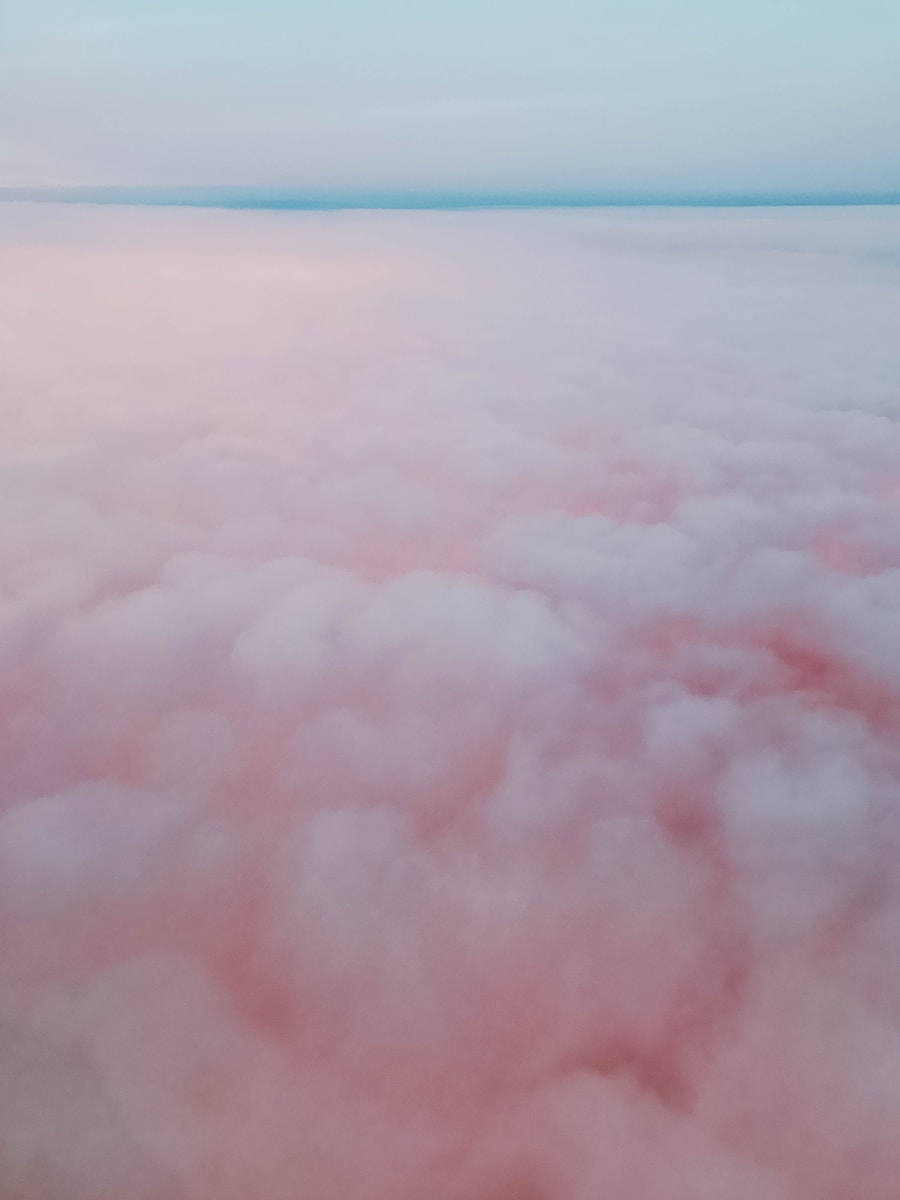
[2,0,899,196]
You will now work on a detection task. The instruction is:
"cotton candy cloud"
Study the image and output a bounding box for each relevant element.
[1,201,900,1200]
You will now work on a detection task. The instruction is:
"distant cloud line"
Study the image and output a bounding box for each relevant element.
[3,187,900,211]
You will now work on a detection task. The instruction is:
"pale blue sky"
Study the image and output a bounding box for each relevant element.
[2,0,899,196]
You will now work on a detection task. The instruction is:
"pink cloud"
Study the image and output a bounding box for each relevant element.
[1,202,900,1199]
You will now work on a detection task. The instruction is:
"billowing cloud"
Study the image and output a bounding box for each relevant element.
[1,201,900,1199]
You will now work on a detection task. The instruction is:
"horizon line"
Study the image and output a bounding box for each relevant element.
[3,186,900,212]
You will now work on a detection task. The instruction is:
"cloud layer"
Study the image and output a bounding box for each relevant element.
[1,202,900,1199]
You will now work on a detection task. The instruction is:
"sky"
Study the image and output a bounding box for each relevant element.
[2,0,900,197]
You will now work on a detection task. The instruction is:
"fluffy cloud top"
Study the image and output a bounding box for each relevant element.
[1,202,900,1199]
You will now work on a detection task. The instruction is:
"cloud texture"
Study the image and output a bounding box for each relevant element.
[1,202,900,1199]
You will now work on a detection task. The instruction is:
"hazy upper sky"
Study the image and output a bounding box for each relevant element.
[2,0,899,196]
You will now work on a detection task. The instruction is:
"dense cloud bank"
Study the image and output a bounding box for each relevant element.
[1,203,900,1199]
